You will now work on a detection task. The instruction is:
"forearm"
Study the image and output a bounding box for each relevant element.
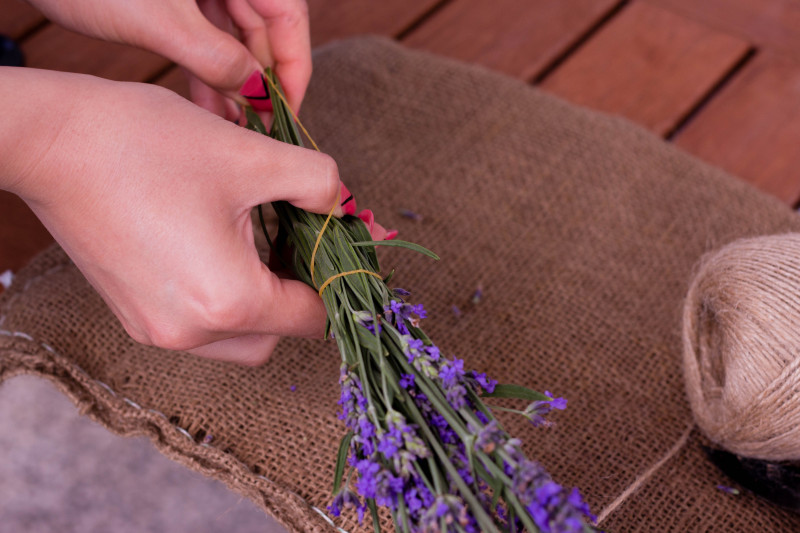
[0,67,88,200]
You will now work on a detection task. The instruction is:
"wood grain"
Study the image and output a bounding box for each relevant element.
[0,192,52,273]
[402,0,620,81]
[21,25,168,81]
[0,0,44,40]
[674,53,800,205]
[645,0,800,56]
[153,66,191,99]
[308,0,441,47]
[540,1,750,136]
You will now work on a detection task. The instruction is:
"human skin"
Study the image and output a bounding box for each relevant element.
[0,1,387,365]
[27,0,313,119]
[0,67,345,365]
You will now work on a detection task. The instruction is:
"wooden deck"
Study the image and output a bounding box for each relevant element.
[3,0,800,280]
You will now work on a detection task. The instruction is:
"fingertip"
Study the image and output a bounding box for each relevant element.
[187,334,281,366]
[167,13,264,98]
[339,182,356,217]
[239,70,273,112]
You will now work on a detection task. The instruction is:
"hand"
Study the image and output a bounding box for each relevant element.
[1,68,339,365]
[28,0,311,118]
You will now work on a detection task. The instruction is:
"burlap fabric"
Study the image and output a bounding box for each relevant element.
[1,37,799,531]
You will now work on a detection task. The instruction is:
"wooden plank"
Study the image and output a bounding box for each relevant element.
[540,1,750,136]
[0,191,52,274]
[0,0,44,40]
[153,66,190,99]
[158,0,440,98]
[21,25,169,81]
[674,53,800,205]
[308,0,440,47]
[645,0,800,57]
[401,0,620,81]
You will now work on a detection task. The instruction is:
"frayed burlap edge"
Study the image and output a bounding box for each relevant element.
[0,246,341,533]
[0,246,702,532]
[0,314,704,531]
[0,341,342,533]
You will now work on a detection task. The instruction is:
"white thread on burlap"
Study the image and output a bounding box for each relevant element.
[0,259,356,532]
[596,423,694,525]
[0,326,354,533]
[683,233,800,462]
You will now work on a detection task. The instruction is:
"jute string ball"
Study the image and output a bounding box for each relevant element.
[683,233,800,462]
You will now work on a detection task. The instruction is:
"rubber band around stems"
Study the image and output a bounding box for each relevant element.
[262,74,383,297]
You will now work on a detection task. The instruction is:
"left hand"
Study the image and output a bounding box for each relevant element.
[29,0,312,118]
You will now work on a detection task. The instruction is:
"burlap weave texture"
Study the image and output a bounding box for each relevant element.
[2,37,799,531]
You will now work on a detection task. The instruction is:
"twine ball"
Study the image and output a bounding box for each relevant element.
[683,233,800,462]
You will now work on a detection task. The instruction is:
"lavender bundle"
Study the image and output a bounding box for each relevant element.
[248,69,597,533]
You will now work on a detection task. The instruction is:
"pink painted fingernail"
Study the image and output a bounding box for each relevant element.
[358,209,375,232]
[240,70,273,112]
[385,229,399,241]
[340,183,357,216]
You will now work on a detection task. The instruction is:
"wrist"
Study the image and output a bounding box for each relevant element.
[0,68,96,203]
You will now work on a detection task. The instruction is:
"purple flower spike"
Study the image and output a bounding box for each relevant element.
[399,208,423,221]
[471,285,483,304]
[524,392,568,427]
[399,373,416,389]
[329,487,366,523]
[474,420,504,453]
[471,370,498,393]
[353,310,382,334]
[439,358,465,388]
[544,391,568,411]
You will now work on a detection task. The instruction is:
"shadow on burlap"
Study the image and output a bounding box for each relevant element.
[1,37,799,532]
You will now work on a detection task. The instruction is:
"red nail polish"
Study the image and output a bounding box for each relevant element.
[385,230,399,241]
[240,70,273,112]
[358,209,375,232]
[340,183,357,216]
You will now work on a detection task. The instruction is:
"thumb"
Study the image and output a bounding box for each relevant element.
[235,132,355,217]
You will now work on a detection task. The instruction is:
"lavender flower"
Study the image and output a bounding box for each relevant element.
[399,373,416,389]
[474,420,504,453]
[399,208,424,221]
[329,487,366,523]
[420,496,466,531]
[524,390,568,427]
[353,310,382,334]
[256,74,596,533]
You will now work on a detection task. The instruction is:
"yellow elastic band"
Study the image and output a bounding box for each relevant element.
[263,72,382,297]
[309,190,339,288]
[317,269,383,298]
[263,73,320,152]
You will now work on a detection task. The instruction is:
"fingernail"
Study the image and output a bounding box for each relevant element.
[340,183,357,216]
[358,209,375,232]
[240,70,273,112]
[385,230,399,241]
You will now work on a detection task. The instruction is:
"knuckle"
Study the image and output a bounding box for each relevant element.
[141,322,195,352]
[281,1,309,29]
[195,289,251,334]
[316,153,340,199]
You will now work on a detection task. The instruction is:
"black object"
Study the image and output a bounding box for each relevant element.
[706,446,800,513]
[0,35,24,67]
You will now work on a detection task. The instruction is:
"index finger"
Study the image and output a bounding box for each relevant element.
[245,0,312,111]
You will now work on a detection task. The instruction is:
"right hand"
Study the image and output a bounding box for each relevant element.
[1,67,343,365]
